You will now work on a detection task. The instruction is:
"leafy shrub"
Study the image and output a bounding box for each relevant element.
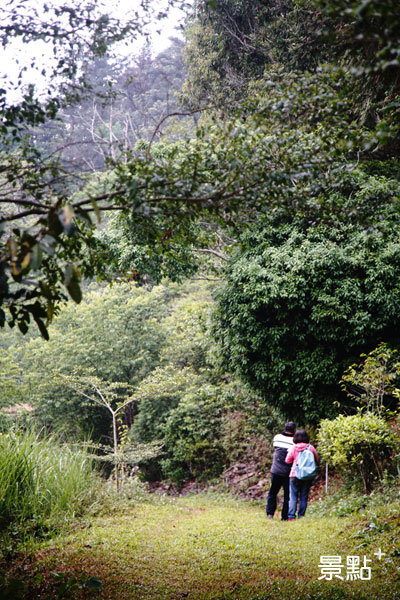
[333,493,370,517]
[220,411,250,465]
[317,412,397,491]
[308,490,369,518]
[341,342,400,415]
[161,386,227,484]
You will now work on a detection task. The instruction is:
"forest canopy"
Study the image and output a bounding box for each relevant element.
[1,0,400,431]
[2,11,400,598]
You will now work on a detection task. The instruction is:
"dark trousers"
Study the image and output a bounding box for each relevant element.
[288,477,313,519]
[266,473,290,520]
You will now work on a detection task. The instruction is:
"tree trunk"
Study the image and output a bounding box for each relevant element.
[112,412,119,493]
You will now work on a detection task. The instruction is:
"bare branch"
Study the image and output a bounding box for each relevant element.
[147,107,210,160]
[0,208,47,223]
[67,385,111,410]
[192,248,228,261]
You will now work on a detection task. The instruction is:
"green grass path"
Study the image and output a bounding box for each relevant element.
[22,495,400,600]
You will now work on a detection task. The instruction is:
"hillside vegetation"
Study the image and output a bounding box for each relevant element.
[1,0,400,598]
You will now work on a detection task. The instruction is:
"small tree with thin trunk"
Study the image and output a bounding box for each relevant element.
[61,373,161,492]
[341,343,400,416]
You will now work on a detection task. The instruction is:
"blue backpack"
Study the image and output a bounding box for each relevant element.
[295,445,317,480]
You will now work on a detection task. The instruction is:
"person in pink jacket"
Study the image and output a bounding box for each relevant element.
[285,429,319,520]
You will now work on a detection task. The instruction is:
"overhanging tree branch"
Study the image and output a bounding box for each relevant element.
[146,107,211,160]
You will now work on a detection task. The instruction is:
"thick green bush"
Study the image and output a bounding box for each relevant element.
[213,199,400,422]
[161,386,227,484]
[317,412,397,491]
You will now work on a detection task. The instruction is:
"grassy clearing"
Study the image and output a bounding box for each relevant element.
[4,493,400,600]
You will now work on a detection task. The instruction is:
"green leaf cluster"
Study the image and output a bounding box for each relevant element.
[213,193,400,422]
[317,412,397,491]
[160,385,229,483]
[341,342,400,415]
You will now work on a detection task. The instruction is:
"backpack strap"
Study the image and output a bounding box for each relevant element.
[300,444,310,452]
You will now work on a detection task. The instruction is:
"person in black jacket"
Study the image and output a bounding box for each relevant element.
[266,422,296,521]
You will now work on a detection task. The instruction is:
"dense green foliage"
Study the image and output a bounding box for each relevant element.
[160,385,227,482]
[2,283,171,436]
[183,0,400,152]
[2,0,400,498]
[2,0,399,342]
[1,278,278,484]
[317,413,397,491]
[182,0,326,108]
[213,198,400,421]
[0,282,194,433]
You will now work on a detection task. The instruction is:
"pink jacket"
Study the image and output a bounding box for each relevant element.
[285,442,319,478]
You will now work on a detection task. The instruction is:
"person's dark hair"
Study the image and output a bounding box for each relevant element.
[293,429,309,444]
[284,421,296,434]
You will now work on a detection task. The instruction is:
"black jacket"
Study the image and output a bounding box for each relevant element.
[270,431,294,477]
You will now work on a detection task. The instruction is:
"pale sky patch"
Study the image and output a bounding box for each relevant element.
[0,0,188,102]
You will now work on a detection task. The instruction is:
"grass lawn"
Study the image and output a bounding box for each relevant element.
[3,494,400,600]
